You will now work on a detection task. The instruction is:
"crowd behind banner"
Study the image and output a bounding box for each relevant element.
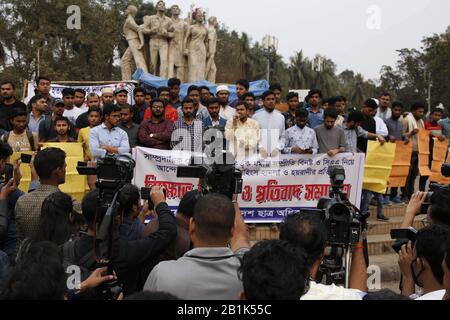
[2,76,449,219]
[0,76,450,301]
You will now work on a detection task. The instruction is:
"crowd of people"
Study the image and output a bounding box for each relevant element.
[0,76,449,300]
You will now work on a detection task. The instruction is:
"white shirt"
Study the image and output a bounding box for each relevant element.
[282,125,319,154]
[219,105,236,121]
[376,107,392,122]
[413,289,446,300]
[253,109,286,152]
[301,281,364,300]
[374,116,389,137]
[63,107,85,123]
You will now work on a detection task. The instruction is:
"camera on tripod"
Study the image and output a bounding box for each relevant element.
[76,153,136,300]
[310,166,366,287]
[176,150,243,199]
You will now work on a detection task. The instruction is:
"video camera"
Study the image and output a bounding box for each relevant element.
[176,150,243,199]
[76,153,136,300]
[420,163,450,214]
[313,166,366,287]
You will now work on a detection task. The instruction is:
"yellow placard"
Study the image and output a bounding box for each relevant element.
[41,143,87,202]
[363,141,397,194]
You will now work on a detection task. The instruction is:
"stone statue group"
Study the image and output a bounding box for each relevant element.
[121,1,218,83]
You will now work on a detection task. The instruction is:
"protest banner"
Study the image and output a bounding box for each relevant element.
[363,141,396,194]
[41,143,86,201]
[388,141,413,188]
[133,147,365,223]
[23,81,136,105]
[430,137,450,184]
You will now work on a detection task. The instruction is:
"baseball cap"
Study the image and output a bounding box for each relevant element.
[114,87,128,95]
[54,98,65,106]
[216,85,230,94]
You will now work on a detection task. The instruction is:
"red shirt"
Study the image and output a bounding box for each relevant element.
[143,104,178,123]
[425,120,442,131]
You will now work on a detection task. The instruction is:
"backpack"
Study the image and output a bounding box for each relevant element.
[1,130,37,151]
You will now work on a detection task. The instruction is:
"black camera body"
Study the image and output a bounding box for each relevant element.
[314,166,365,286]
[391,227,418,254]
[421,163,450,214]
[176,151,243,199]
[317,166,362,247]
[76,154,136,300]
[77,154,135,192]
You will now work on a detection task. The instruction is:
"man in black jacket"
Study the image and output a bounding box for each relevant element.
[64,185,177,296]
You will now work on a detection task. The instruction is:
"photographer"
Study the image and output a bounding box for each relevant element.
[143,193,250,300]
[118,184,146,241]
[145,190,203,262]
[401,189,450,229]
[398,225,449,300]
[280,213,367,300]
[63,186,176,296]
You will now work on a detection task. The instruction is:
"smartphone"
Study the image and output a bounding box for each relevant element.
[1,163,14,184]
[21,153,33,164]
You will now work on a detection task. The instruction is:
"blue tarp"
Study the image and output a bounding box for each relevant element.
[132,68,269,101]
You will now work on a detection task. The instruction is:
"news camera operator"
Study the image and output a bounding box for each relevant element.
[280,213,368,300]
[62,185,177,296]
[401,189,450,229]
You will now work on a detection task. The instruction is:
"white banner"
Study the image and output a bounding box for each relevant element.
[133,147,365,223]
[25,82,136,105]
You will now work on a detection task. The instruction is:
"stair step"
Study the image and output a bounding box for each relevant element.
[368,234,395,255]
[367,217,422,236]
[368,205,407,219]
[369,254,401,284]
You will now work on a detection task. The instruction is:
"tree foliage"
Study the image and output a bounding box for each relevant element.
[0,1,448,109]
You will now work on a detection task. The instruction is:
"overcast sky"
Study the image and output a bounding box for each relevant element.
[165,0,450,80]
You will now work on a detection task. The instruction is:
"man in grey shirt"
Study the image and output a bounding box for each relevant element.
[314,108,347,156]
[144,194,250,300]
[119,104,139,148]
[341,111,385,153]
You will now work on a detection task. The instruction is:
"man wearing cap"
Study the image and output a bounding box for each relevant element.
[62,88,84,124]
[216,85,236,121]
[114,88,129,106]
[39,99,77,142]
[101,88,115,107]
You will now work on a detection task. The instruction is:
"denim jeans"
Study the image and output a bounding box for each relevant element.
[0,250,10,280]
[361,190,384,218]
